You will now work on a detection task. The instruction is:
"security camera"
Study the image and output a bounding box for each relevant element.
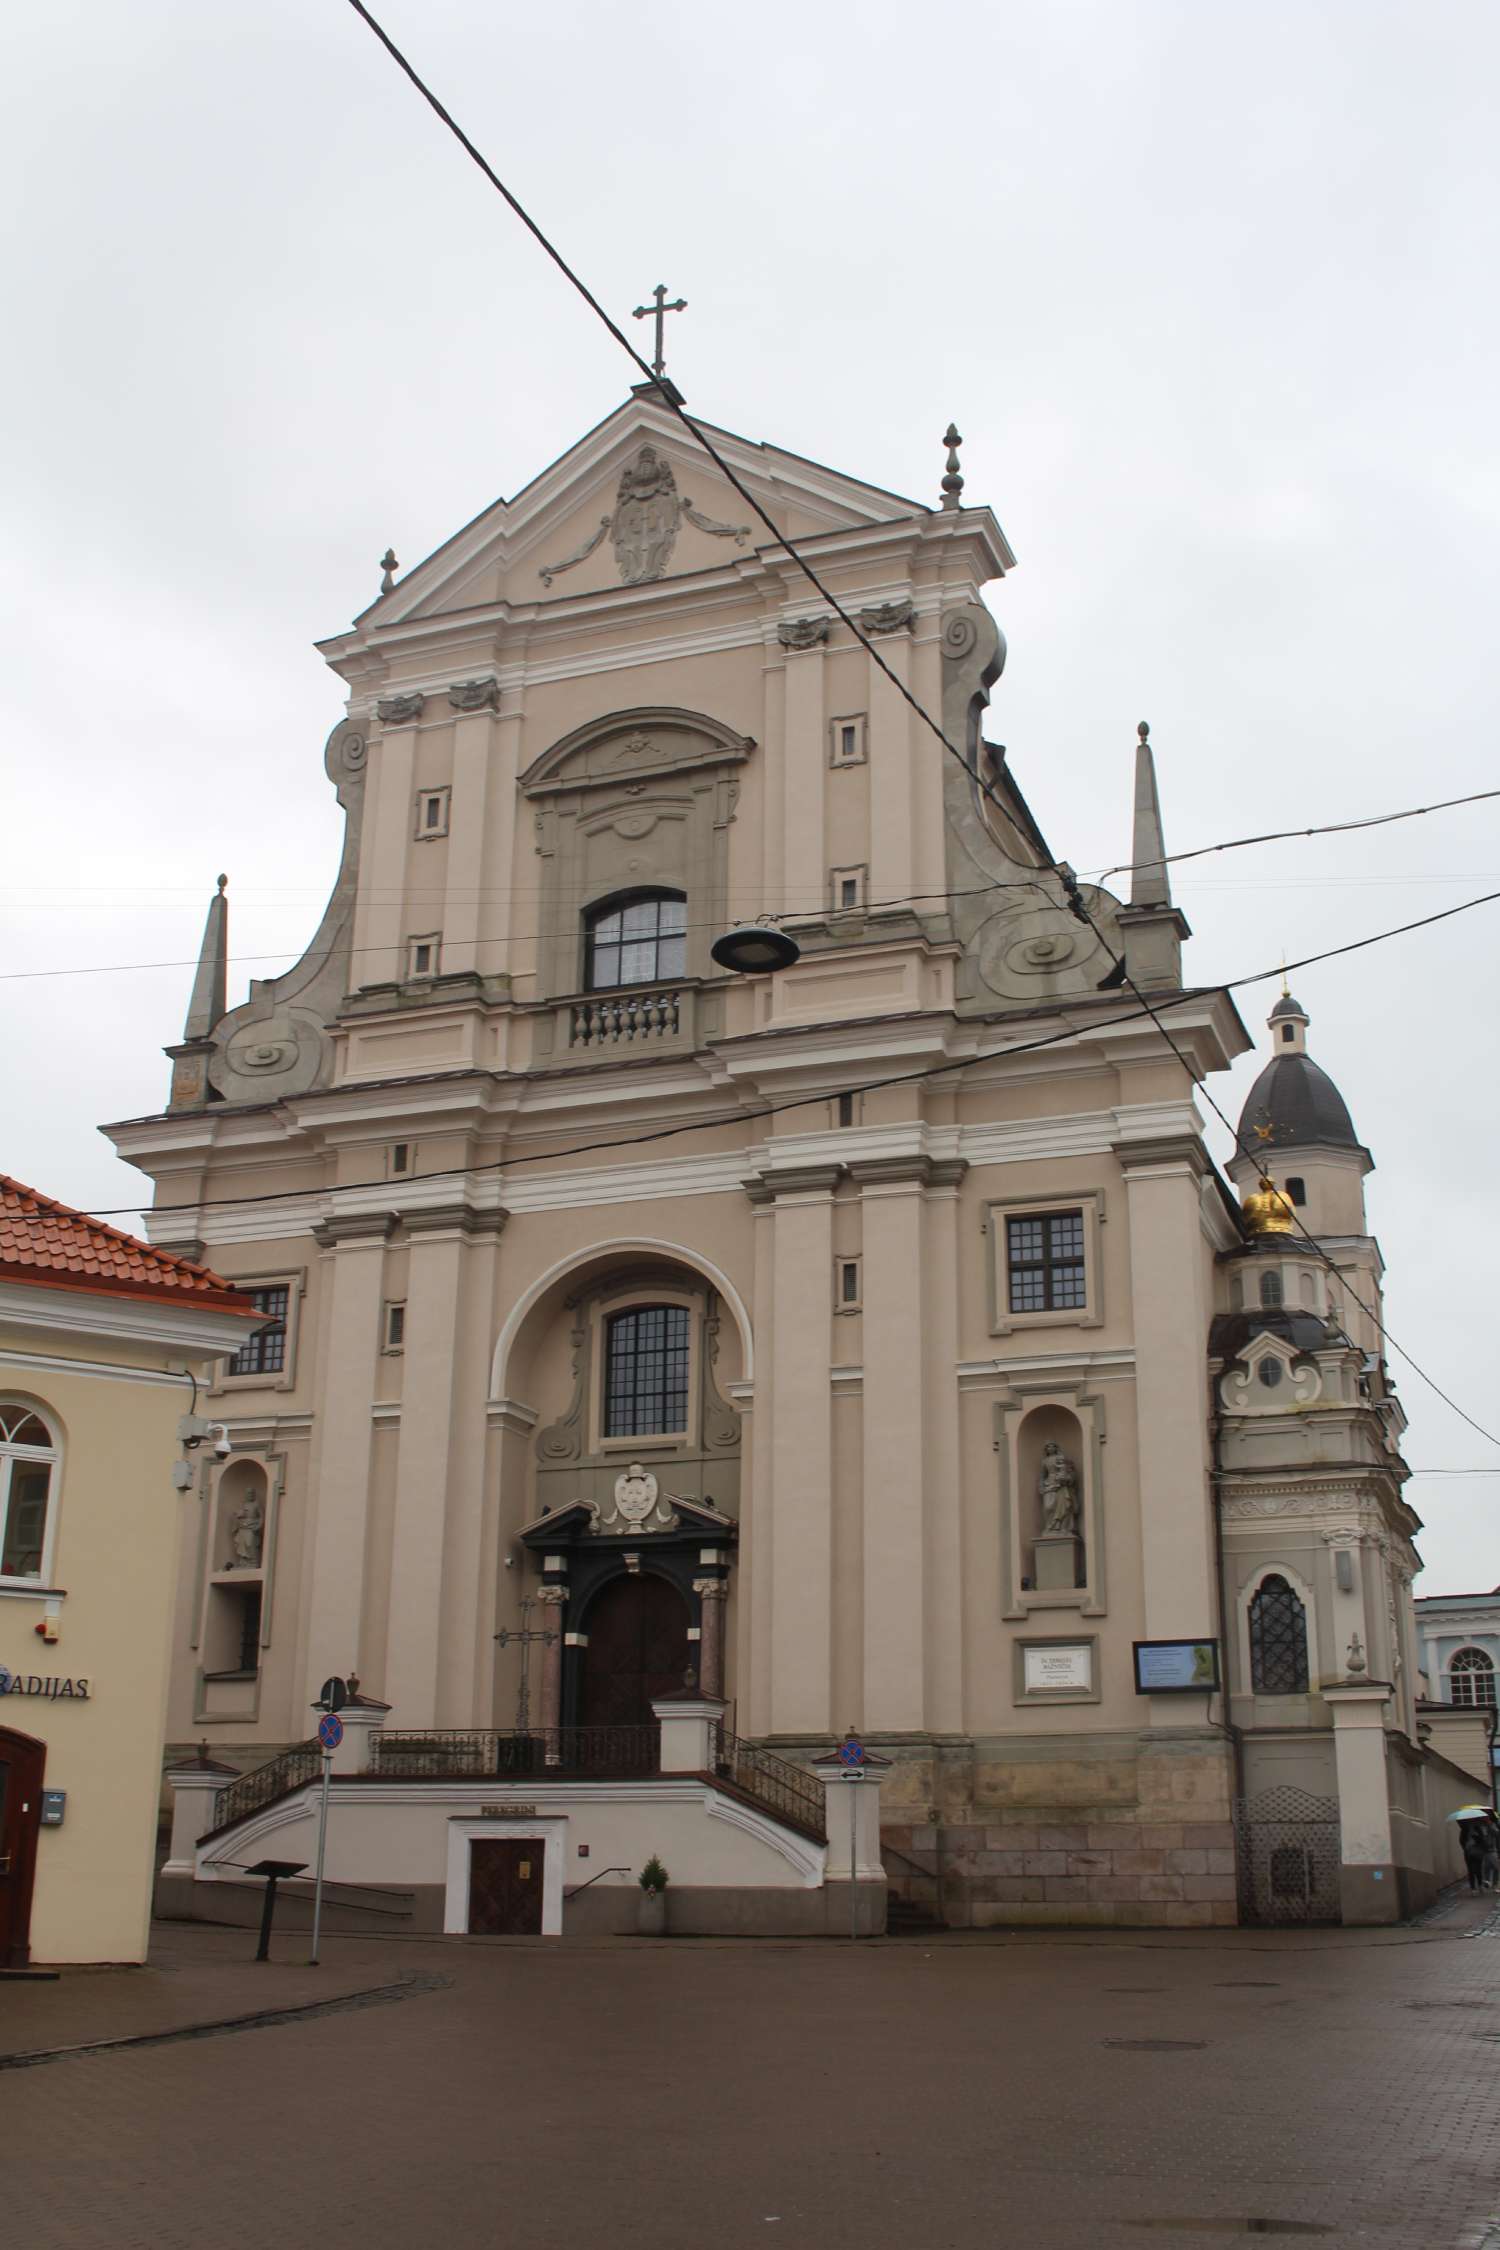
[209,1423,232,1461]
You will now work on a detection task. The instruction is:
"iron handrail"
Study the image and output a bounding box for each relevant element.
[211,1740,322,1833]
[712,1727,826,1841]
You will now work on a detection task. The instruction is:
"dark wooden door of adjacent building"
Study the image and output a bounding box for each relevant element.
[0,1726,46,1970]
[468,1839,544,1935]
[579,1574,689,1727]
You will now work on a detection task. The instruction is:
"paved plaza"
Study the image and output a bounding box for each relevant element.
[7,1898,1500,2250]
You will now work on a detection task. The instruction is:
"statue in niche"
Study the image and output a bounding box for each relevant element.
[227,1490,264,1570]
[1037,1442,1081,1538]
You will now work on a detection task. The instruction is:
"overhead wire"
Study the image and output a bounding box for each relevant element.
[1087,783,1500,884]
[337,0,1500,1454]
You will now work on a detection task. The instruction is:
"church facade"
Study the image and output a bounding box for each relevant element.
[109,389,1454,1927]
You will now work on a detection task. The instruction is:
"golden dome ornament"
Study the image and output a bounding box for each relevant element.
[1241,1173,1296,1236]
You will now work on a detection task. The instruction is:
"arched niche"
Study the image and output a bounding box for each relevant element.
[995,1387,1105,1621]
[212,1458,269,1577]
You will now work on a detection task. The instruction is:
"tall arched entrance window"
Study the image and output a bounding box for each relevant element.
[578,1574,690,1729]
[1449,1647,1497,1708]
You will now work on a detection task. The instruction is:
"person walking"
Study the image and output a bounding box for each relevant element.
[1460,1821,1485,1891]
[1481,1817,1500,1894]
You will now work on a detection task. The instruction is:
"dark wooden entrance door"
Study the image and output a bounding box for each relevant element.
[0,1727,46,1970]
[579,1573,689,1728]
[468,1838,544,1935]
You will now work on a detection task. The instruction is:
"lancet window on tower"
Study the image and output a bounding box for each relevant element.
[1249,1573,1310,1695]
[585,891,687,992]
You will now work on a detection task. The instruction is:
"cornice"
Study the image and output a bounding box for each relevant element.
[0,1281,256,1359]
[310,1212,397,1249]
[742,1165,844,1206]
[847,1155,969,1192]
[401,1204,509,1239]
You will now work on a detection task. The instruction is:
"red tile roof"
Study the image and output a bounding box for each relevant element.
[0,1174,260,1319]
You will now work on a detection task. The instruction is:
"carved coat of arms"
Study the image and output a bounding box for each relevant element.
[612,448,681,584]
[597,1464,679,1534]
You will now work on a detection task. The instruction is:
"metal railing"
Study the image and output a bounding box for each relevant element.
[212,1740,322,1833]
[713,1728,827,1842]
[569,987,682,1049]
[369,1725,661,1779]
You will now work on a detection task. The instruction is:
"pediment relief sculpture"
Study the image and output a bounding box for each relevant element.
[537,446,751,589]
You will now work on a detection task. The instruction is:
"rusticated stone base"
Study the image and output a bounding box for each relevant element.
[812,1727,1238,1929]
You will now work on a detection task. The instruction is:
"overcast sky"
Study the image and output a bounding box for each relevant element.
[4,1,1496,1593]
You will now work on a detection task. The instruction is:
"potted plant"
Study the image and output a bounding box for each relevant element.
[637,1854,669,1935]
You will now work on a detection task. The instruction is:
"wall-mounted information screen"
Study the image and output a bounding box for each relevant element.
[1132,1639,1220,1694]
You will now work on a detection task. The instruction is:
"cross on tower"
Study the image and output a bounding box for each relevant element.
[495,1595,558,1735]
[632,282,687,379]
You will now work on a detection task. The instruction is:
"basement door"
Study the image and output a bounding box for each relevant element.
[468,1839,544,1935]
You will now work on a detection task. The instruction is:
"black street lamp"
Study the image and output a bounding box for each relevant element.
[710,921,801,975]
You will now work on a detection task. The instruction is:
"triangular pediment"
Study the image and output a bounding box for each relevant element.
[362,395,934,625]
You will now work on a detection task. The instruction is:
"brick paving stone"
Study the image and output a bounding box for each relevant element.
[4,1899,1500,2248]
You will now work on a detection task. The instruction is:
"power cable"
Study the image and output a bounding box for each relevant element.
[1088,783,1500,884]
[39,886,1500,1221]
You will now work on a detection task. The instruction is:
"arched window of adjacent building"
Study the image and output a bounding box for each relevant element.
[1259,1271,1283,1308]
[0,1402,59,1582]
[1249,1572,1310,1694]
[1449,1646,1497,1709]
[584,891,687,992]
[603,1304,691,1438]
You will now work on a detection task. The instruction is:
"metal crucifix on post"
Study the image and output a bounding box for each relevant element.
[632,282,687,379]
[495,1595,558,1735]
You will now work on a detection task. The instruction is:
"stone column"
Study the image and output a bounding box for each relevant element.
[385,1206,506,1725]
[692,1577,729,1701]
[1116,1134,1220,1684]
[757,1166,838,1737]
[866,624,915,906]
[355,719,417,985]
[852,1157,930,1733]
[303,1213,394,1709]
[162,1754,239,1876]
[442,709,496,974]
[781,637,826,918]
[654,1693,728,1774]
[1325,1674,1400,1924]
[814,1756,890,1935]
[535,1583,568,1757]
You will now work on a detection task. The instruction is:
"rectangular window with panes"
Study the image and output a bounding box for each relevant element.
[227,1285,291,1378]
[408,934,441,979]
[1005,1211,1087,1314]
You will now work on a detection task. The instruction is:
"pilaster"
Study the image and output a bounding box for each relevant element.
[1115,1132,1219,1712]
[781,633,826,916]
[303,1212,394,1706]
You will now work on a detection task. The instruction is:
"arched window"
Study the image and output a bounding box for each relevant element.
[1259,1271,1284,1308]
[1249,1573,1310,1694]
[603,1305,691,1438]
[1258,1358,1283,1390]
[1449,1647,1497,1709]
[584,891,686,992]
[0,1403,59,1583]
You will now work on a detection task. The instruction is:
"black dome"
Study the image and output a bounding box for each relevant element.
[1237,1051,1361,1152]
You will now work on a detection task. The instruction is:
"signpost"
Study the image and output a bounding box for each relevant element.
[309,1708,344,1965]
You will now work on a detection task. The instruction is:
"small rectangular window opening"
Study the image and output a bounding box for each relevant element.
[829,715,867,767]
[384,1302,407,1353]
[390,1143,411,1176]
[831,866,866,913]
[1281,1024,1295,1042]
[840,1260,860,1306]
[836,1092,855,1129]
[414,786,451,839]
[1284,1176,1306,1206]
[408,935,441,979]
